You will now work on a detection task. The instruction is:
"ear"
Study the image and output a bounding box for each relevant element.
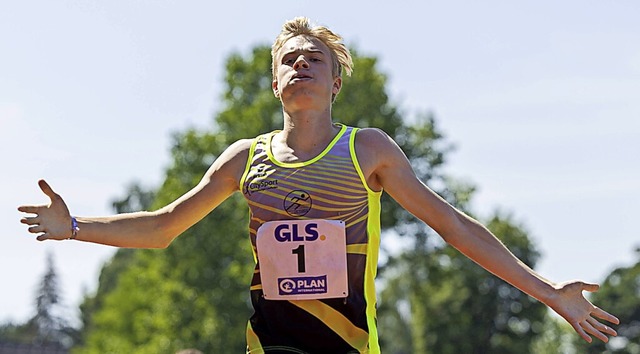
[332,76,342,96]
[272,79,280,98]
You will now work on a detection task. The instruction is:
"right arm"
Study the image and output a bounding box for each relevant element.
[18,139,252,248]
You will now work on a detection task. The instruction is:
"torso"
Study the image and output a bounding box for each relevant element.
[240,124,382,353]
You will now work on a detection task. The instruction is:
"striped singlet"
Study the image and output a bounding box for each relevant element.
[239,124,382,354]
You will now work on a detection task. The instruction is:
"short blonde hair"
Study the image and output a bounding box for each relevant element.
[271,17,353,80]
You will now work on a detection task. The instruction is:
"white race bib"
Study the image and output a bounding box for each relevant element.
[256,219,348,300]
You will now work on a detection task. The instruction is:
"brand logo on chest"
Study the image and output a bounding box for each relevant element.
[283,189,312,217]
[244,163,279,196]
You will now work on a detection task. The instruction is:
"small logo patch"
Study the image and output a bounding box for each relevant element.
[283,190,312,217]
[278,275,327,296]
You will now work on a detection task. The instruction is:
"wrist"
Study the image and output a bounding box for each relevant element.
[536,281,560,307]
[68,216,80,240]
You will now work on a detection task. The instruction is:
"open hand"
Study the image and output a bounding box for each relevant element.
[548,280,620,343]
[18,179,73,241]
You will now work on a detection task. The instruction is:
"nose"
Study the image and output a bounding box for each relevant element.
[293,55,310,70]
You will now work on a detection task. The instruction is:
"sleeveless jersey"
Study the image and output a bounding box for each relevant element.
[240,124,382,354]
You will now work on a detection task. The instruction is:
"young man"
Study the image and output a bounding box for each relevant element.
[19,17,619,353]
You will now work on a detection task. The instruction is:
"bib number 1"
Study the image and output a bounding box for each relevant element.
[291,244,306,273]
[256,219,349,300]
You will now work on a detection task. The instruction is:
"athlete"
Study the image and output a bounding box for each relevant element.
[19,17,619,353]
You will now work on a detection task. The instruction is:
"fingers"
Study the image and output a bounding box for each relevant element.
[25,225,60,242]
[574,316,619,344]
[592,306,621,325]
[570,321,592,343]
[20,215,40,225]
[18,205,42,214]
[18,179,59,214]
[587,317,617,337]
[580,320,609,343]
[36,233,55,242]
[28,224,46,234]
[19,179,71,242]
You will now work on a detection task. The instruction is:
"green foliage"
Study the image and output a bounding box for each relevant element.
[217,46,282,142]
[0,253,77,350]
[111,182,156,214]
[572,249,640,354]
[530,316,575,354]
[77,132,253,353]
[76,185,150,349]
[378,212,548,354]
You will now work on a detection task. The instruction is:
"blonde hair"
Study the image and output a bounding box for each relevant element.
[271,17,353,80]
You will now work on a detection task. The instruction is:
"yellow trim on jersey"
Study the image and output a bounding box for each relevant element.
[346,243,368,255]
[239,136,260,191]
[266,124,348,168]
[350,127,382,354]
[364,192,381,354]
[289,300,370,353]
[246,322,264,354]
[240,137,261,263]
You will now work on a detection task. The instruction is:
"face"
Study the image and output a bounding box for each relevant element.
[272,35,342,109]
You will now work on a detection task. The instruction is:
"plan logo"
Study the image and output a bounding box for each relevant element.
[278,276,327,296]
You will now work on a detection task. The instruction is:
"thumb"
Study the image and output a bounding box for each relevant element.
[580,281,600,293]
[38,179,59,200]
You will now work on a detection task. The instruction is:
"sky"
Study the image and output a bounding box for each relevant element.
[1,1,638,325]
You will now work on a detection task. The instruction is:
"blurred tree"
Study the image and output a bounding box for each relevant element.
[530,316,574,354]
[0,253,77,350]
[110,182,156,214]
[76,184,151,348]
[378,212,548,353]
[31,253,73,345]
[74,44,550,353]
[572,248,640,354]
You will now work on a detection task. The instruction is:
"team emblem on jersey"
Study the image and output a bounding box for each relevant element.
[283,190,312,217]
[244,163,278,196]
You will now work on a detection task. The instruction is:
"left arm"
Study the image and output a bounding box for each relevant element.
[355,128,619,343]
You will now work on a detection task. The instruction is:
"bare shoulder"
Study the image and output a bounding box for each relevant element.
[354,127,397,158]
[203,138,254,187]
[354,127,408,191]
[354,127,406,162]
[354,127,394,146]
[223,138,254,159]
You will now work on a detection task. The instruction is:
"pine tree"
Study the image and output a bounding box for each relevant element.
[0,252,78,351]
[27,252,76,348]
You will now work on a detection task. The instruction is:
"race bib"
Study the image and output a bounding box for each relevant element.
[256,219,348,300]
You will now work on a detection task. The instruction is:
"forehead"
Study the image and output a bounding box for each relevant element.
[277,35,331,58]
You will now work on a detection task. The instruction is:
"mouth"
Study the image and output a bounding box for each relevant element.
[291,73,312,82]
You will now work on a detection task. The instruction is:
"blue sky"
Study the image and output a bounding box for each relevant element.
[1,1,638,324]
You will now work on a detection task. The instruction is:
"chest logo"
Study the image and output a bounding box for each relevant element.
[244,163,278,196]
[283,189,312,217]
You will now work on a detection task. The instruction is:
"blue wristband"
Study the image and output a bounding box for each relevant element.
[69,217,80,240]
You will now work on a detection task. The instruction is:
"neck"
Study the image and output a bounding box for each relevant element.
[282,106,336,148]
[273,107,339,162]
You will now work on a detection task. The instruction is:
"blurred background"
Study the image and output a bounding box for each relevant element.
[1,1,638,353]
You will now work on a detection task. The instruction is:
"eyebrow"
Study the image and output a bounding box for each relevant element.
[281,47,326,58]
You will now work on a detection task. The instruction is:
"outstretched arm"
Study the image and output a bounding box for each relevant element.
[355,128,619,343]
[18,139,251,248]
